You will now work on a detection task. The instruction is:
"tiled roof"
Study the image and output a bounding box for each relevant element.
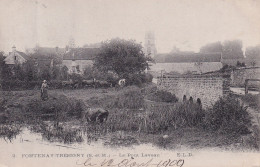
[35,47,65,55]
[17,51,30,60]
[164,52,222,63]
[8,51,29,60]
[63,48,100,60]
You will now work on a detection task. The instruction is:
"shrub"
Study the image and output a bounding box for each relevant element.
[126,73,153,86]
[0,124,21,141]
[26,94,86,121]
[239,94,260,110]
[87,86,145,109]
[86,101,205,135]
[146,102,205,133]
[204,96,252,135]
[147,90,178,103]
[0,80,64,90]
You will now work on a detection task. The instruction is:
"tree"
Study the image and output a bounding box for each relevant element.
[222,40,244,59]
[0,52,12,81]
[200,41,222,53]
[245,45,260,60]
[94,38,151,78]
[61,66,69,80]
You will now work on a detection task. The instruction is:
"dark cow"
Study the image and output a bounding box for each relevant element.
[83,108,109,123]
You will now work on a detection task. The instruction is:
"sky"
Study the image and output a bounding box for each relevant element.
[0,0,260,53]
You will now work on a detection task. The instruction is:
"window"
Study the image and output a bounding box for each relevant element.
[14,56,17,60]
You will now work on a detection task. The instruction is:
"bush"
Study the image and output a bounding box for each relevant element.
[0,80,64,90]
[87,86,144,109]
[239,94,260,110]
[146,102,205,133]
[147,90,178,103]
[126,73,153,86]
[204,96,252,135]
[86,101,205,135]
[26,94,86,121]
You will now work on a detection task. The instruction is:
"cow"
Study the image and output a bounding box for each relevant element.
[118,79,126,87]
[82,107,109,123]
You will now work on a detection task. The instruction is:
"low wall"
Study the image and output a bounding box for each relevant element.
[157,74,230,109]
[231,67,260,87]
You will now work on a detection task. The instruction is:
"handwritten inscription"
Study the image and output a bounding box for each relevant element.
[76,158,185,167]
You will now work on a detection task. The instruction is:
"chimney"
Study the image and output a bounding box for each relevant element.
[12,45,16,52]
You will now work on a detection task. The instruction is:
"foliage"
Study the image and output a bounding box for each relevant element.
[147,90,178,103]
[220,64,236,72]
[26,94,85,120]
[0,52,12,81]
[200,41,222,53]
[147,102,204,133]
[204,96,252,135]
[126,73,153,86]
[94,38,152,78]
[0,80,64,90]
[238,94,260,110]
[87,86,145,109]
[222,40,244,59]
[245,45,260,60]
[199,40,244,59]
[86,101,204,134]
[236,61,246,67]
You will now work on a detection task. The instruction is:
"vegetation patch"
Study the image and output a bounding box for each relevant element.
[26,94,86,121]
[146,90,178,103]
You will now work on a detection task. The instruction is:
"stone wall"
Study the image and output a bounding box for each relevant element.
[231,67,260,87]
[157,74,230,109]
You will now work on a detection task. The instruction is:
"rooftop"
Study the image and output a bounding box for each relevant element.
[63,48,100,60]
[161,52,222,63]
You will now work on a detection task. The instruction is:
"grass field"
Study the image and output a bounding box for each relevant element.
[0,85,259,151]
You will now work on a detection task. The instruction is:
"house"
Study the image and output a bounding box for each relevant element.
[24,46,66,74]
[4,46,29,65]
[26,46,65,56]
[149,52,223,76]
[62,47,100,74]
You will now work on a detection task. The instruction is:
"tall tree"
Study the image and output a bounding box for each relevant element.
[0,52,12,80]
[222,40,244,59]
[200,41,222,53]
[94,38,151,78]
[245,45,260,59]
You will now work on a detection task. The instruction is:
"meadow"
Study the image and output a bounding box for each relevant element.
[0,85,259,151]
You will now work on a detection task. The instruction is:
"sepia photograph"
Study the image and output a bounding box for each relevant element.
[0,0,259,166]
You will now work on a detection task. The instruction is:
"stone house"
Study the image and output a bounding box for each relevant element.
[62,48,100,74]
[149,52,223,76]
[4,46,29,65]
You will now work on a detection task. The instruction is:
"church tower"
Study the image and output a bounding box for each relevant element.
[144,31,157,58]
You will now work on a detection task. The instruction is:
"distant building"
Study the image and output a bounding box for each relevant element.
[4,46,29,65]
[26,46,65,56]
[149,52,223,76]
[62,47,100,74]
[144,31,157,58]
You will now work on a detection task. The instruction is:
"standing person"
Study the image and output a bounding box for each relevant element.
[41,80,49,100]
